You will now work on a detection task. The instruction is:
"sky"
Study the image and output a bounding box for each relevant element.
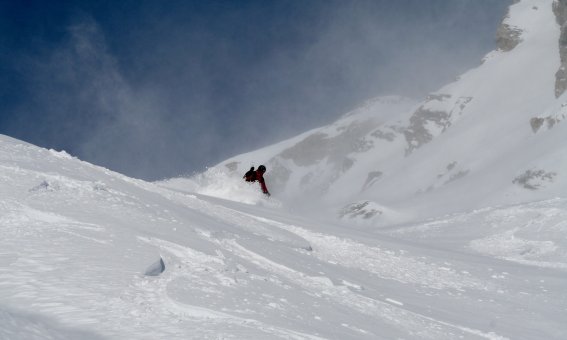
[0,0,512,180]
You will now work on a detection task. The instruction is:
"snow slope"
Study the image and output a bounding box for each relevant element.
[184,0,567,226]
[1,132,567,339]
[2,1,567,339]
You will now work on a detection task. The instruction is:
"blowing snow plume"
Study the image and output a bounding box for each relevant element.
[159,167,282,207]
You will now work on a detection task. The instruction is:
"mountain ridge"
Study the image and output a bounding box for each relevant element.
[177,0,567,225]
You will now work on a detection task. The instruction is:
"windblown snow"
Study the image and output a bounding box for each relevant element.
[2,0,567,339]
[205,0,567,226]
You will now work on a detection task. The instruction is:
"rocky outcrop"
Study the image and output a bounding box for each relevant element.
[554,0,567,97]
[496,23,523,52]
[339,201,382,220]
[417,161,470,194]
[513,169,557,190]
[370,129,396,141]
[404,108,451,154]
[280,133,328,167]
[404,95,472,154]
[530,112,566,133]
[280,121,376,170]
[554,0,567,25]
[361,171,383,191]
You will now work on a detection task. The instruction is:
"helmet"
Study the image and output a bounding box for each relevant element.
[258,165,266,172]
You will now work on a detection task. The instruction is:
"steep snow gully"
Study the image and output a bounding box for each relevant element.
[1,134,566,339]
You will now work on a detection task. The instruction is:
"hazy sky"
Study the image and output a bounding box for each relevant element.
[0,0,512,180]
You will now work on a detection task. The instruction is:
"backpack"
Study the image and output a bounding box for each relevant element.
[243,167,256,182]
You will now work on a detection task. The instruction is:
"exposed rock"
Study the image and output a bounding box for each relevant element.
[280,133,329,167]
[404,95,472,154]
[280,121,375,175]
[339,201,382,220]
[554,0,567,97]
[513,169,557,190]
[362,171,383,191]
[530,113,565,133]
[351,138,374,153]
[444,170,470,184]
[555,54,567,99]
[371,129,396,141]
[530,117,546,133]
[496,23,523,52]
[29,180,60,192]
[342,158,355,172]
[421,162,469,192]
[456,97,473,111]
[404,108,452,154]
[553,0,567,26]
[548,117,559,128]
[437,162,457,178]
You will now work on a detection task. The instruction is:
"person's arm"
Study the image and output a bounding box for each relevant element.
[258,177,270,196]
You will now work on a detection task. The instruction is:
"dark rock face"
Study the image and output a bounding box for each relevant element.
[280,133,328,167]
[496,23,523,52]
[530,117,546,133]
[513,169,557,190]
[554,0,567,97]
[371,129,396,141]
[530,114,565,133]
[339,201,382,220]
[404,108,451,155]
[403,95,472,155]
[280,121,376,168]
[553,0,567,25]
[362,171,383,191]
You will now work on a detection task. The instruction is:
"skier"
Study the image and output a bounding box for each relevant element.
[243,167,256,182]
[255,165,270,196]
[243,164,270,196]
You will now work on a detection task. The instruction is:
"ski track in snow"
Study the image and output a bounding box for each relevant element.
[224,215,511,340]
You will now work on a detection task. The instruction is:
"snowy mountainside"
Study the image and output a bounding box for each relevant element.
[1,133,567,339]
[179,0,567,225]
